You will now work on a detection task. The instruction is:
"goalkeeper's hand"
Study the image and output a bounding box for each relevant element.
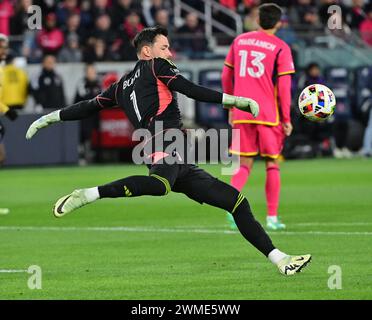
[26,110,61,140]
[222,94,259,118]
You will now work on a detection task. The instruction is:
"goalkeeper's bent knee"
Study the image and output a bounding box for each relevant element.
[98,175,170,198]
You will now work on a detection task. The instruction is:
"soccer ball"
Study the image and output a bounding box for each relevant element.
[298,84,336,122]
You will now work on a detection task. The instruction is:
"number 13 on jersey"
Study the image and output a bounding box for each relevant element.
[239,50,266,78]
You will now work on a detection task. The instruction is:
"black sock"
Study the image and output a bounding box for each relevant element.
[201,179,275,257]
[98,175,169,198]
[232,198,275,257]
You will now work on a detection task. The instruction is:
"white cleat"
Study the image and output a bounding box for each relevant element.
[277,254,312,276]
[53,189,89,218]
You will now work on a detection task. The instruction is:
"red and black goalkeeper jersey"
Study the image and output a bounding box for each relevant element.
[60,58,223,133]
[95,58,185,133]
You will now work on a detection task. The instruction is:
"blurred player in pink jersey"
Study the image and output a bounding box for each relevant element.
[222,3,294,230]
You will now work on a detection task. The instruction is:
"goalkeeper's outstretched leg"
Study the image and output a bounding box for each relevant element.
[171,166,311,276]
[53,174,170,217]
[53,164,311,276]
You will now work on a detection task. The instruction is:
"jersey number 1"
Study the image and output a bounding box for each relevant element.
[239,50,266,78]
[130,91,142,122]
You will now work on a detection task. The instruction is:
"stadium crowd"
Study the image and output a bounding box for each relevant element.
[0,0,371,162]
[1,0,371,63]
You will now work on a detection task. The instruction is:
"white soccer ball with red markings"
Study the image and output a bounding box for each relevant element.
[298,84,336,122]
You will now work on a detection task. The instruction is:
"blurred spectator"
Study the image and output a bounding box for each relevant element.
[58,33,82,62]
[303,6,323,32]
[63,13,85,44]
[243,6,259,31]
[110,0,144,29]
[154,9,170,30]
[145,0,172,26]
[276,14,298,46]
[32,54,66,110]
[0,0,14,36]
[10,0,33,55]
[300,62,326,87]
[288,0,315,26]
[10,0,31,36]
[80,0,93,28]
[75,64,101,102]
[36,13,64,55]
[56,0,79,27]
[91,0,110,21]
[115,32,137,61]
[75,63,101,164]
[123,11,144,41]
[2,55,29,109]
[21,30,42,63]
[175,12,209,59]
[90,13,116,46]
[83,38,114,62]
[347,0,367,29]
[360,4,372,46]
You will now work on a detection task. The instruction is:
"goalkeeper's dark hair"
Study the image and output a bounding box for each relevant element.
[258,3,283,30]
[133,26,168,54]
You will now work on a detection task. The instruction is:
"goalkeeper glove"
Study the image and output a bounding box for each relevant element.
[26,110,61,140]
[222,94,259,118]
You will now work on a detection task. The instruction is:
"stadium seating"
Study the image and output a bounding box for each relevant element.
[325,67,353,120]
[355,66,372,113]
[196,69,228,127]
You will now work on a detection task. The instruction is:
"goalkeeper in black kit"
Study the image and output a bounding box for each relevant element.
[26,26,311,276]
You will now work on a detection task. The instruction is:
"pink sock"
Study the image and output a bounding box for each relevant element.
[231,165,250,192]
[265,164,280,217]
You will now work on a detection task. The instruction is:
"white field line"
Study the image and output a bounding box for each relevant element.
[292,222,372,227]
[0,226,371,236]
[0,269,27,273]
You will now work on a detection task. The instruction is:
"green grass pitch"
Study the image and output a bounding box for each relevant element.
[0,159,371,300]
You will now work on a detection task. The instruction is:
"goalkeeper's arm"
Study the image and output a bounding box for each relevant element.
[26,99,101,140]
[167,75,259,117]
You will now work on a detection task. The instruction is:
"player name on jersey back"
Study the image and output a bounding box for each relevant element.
[237,38,276,51]
[123,69,141,90]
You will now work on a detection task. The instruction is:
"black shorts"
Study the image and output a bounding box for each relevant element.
[144,132,217,203]
[149,163,218,204]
